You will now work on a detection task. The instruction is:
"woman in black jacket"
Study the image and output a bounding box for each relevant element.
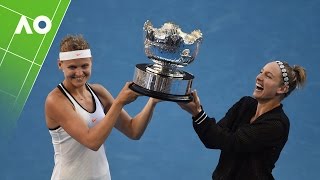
[178,60,307,180]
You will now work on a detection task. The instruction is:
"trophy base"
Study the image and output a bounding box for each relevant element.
[129,83,193,102]
[130,63,194,102]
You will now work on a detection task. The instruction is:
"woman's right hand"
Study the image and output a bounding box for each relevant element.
[177,90,202,117]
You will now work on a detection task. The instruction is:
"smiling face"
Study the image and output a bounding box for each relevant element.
[58,58,92,88]
[253,61,288,102]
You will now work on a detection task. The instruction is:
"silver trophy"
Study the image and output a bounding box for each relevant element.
[129,20,202,102]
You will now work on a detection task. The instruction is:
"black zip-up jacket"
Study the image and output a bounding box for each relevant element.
[192,96,290,180]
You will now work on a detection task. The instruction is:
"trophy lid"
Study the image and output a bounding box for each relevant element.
[144,20,202,67]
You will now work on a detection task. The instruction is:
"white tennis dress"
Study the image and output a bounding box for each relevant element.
[49,83,111,180]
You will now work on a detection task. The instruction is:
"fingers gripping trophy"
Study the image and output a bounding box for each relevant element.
[129,20,203,102]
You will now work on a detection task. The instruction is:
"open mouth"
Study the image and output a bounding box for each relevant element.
[256,83,264,91]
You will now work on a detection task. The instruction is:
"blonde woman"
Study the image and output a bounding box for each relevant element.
[178,60,306,180]
[45,34,159,180]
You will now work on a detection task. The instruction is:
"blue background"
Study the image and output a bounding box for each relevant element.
[1,0,320,179]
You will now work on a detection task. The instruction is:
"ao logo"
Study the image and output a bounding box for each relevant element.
[15,15,52,34]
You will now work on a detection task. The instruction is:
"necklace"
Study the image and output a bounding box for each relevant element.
[74,95,85,101]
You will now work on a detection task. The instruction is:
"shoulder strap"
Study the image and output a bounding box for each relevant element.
[57,83,75,107]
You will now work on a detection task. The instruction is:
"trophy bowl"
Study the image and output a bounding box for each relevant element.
[129,20,202,102]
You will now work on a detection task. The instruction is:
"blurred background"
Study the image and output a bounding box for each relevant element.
[1,0,320,179]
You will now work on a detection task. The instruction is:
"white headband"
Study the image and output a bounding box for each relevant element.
[59,49,92,61]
